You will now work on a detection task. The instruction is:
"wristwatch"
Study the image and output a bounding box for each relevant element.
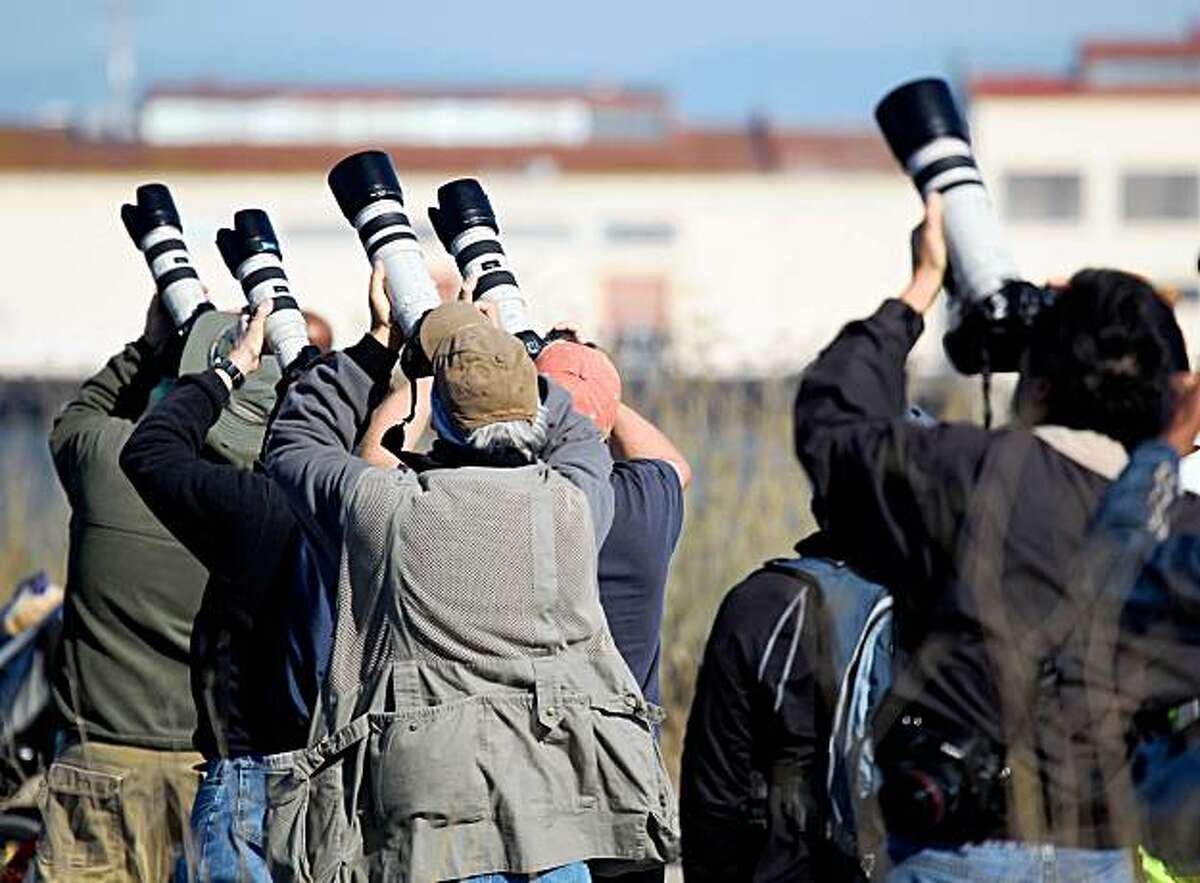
[213,355,245,390]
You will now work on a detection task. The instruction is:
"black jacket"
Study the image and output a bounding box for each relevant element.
[680,559,830,883]
[120,368,311,758]
[793,299,1200,848]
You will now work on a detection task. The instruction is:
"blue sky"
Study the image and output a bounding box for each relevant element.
[5,0,1199,126]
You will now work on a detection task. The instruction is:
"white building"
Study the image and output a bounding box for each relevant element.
[973,31,1200,333]
[2,30,1199,380]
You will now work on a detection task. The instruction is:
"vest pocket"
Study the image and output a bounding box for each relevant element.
[265,751,357,883]
[481,693,601,815]
[369,698,491,827]
[591,693,670,814]
[38,762,124,874]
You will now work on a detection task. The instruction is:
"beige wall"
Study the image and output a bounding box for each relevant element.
[972,93,1200,328]
[0,169,934,379]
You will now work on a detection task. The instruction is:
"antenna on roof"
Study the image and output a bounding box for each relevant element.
[104,0,137,141]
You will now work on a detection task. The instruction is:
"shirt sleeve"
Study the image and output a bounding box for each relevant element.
[119,369,295,593]
[262,335,397,574]
[540,377,616,546]
[793,299,992,593]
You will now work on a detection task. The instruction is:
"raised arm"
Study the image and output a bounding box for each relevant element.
[793,195,989,591]
[50,294,175,500]
[540,378,616,546]
[263,265,399,568]
[120,305,294,590]
[610,403,692,489]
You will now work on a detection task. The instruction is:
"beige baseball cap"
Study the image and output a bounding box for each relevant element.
[419,301,538,434]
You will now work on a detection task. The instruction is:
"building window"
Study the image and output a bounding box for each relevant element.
[602,275,670,374]
[1003,173,1083,221]
[1122,173,1200,221]
[604,221,677,244]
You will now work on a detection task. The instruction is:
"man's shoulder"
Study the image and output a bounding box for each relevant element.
[722,565,811,617]
[610,458,682,501]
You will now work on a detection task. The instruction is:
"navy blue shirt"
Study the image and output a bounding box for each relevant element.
[598,459,685,705]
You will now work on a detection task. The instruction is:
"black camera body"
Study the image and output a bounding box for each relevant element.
[876,708,1009,844]
[944,280,1056,376]
[877,78,1052,374]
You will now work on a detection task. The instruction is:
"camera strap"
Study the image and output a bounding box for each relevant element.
[980,351,994,430]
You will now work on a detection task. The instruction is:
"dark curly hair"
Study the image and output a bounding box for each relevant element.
[1024,269,1188,450]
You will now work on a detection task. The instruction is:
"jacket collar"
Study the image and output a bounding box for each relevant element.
[1032,425,1128,481]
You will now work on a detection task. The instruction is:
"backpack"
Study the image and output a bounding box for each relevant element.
[766,556,894,880]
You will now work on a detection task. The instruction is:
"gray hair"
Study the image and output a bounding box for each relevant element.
[462,405,549,463]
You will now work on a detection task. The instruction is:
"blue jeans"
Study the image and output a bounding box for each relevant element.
[459,862,591,882]
[183,756,271,883]
[886,839,1139,883]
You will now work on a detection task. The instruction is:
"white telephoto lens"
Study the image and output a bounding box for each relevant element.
[353,200,441,337]
[450,227,536,337]
[139,225,208,329]
[236,253,309,370]
[906,136,1020,306]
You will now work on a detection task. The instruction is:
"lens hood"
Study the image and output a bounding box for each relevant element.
[875,78,970,165]
[435,179,498,234]
[122,183,182,241]
[217,209,281,272]
[328,151,404,221]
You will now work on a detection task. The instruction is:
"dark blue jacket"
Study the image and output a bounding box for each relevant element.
[1090,441,1200,869]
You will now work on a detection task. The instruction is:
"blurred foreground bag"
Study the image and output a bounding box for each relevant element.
[767,556,894,881]
[262,464,680,882]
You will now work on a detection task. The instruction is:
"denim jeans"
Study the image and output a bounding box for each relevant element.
[185,756,271,883]
[459,862,592,882]
[886,838,1140,883]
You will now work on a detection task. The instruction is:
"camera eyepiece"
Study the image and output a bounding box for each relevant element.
[121,182,212,333]
[217,208,317,374]
[328,150,405,222]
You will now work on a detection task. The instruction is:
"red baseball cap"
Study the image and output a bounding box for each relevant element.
[535,340,622,435]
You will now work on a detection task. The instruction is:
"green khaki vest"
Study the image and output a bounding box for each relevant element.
[265,463,679,881]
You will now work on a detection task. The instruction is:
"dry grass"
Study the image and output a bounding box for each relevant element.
[622,377,816,779]
[0,372,978,786]
[0,420,68,604]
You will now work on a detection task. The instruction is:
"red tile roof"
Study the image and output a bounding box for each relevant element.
[142,82,669,111]
[1080,31,1200,62]
[972,28,1200,98]
[970,75,1200,98]
[0,125,892,174]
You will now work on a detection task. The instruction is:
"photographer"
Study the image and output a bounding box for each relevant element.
[119,297,427,882]
[793,194,1200,882]
[40,298,211,881]
[536,335,691,710]
[1081,375,1200,881]
[262,265,677,881]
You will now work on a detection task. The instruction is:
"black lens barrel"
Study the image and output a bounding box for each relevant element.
[328,151,405,221]
[217,209,282,274]
[875,78,971,165]
[436,179,498,236]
